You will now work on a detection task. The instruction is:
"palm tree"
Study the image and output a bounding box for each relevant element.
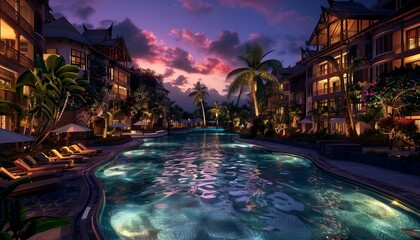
[208,101,223,127]
[309,105,329,133]
[226,44,282,116]
[188,81,209,127]
[320,48,365,136]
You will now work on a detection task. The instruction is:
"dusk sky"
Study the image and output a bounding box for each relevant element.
[50,0,377,111]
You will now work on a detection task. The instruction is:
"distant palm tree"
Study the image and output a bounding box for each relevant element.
[208,101,222,127]
[189,81,209,127]
[226,44,282,116]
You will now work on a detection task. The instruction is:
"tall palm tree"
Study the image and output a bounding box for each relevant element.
[208,101,223,127]
[320,48,365,136]
[226,44,282,116]
[188,81,209,127]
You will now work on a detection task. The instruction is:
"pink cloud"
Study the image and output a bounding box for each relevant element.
[179,0,213,13]
[170,28,210,49]
[219,0,312,25]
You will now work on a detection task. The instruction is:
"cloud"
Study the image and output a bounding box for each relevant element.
[208,30,240,60]
[172,75,189,85]
[163,68,175,78]
[112,18,161,61]
[75,6,95,20]
[164,82,230,112]
[208,30,277,65]
[179,0,213,13]
[219,0,312,26]
[170,28,210,50]
[280,34,306,55]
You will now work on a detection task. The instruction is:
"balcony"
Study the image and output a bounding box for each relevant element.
[0,88,17,101]
[34,32,45,49]
[0,41,33,68]
[0,0,34,36]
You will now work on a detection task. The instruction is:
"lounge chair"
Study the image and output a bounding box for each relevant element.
[61,146,95,157]
[49,149,84,162]
[27,154,74,168]
[69,145,97,156]
[0,178,59,197]
[77,143,103,153]
[14,158,67,173]
[0,167,58,181]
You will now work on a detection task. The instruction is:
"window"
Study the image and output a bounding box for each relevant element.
[71,49,86,69]
[375,62,392,77]
[406,27,419,50]
[319,63,328,76]
[375,33,393,55]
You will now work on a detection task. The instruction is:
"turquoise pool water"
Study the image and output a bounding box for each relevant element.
[96,129,419,239]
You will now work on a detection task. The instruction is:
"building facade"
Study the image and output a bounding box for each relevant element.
[302,0,420,134]
[0,0,49,130]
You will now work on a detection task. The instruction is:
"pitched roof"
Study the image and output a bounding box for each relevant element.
[82,24,113,45]
[43,17,91,46]
[324,0,389,19]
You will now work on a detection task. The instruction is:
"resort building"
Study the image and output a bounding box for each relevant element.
[0,0,50,130]
[42,16,134,134]
[82,24,133,127]
[268,62,306,117]
[301,0,420,134]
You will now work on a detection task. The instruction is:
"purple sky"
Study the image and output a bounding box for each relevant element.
[50,0,377,112]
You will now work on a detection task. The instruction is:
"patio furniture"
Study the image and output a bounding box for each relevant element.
[69,144,97,156]
[62,146,96,157]
[77,143,103,153]
[14,158,67,173]
[0,167,58,181]
[28,154,74,168]
[49,149,84,162]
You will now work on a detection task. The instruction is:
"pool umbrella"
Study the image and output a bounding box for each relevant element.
[0,128,35,144]
[298,119,313,124]
[133,121,148,126]
[110,122,128,128]
[330,118,345,123]
[51,123,91,146]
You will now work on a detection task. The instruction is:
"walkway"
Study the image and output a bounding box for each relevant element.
[233,136,420,210]
[26,138,148,240]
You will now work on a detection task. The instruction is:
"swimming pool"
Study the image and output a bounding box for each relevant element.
[96,129,419,239]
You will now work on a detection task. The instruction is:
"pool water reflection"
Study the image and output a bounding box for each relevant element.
[96,129,419,239]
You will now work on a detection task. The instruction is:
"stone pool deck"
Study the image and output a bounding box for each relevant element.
[26,132,419,239]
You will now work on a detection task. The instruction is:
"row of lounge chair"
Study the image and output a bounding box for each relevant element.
[0,143,103,197]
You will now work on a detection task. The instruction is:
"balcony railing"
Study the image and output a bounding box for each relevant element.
[0,0,34,35]
[0,88,17,101]
[315,85,342,96]
[0,41,33,68]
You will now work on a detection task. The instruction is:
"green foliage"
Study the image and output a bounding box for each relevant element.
[226,44,282,116]
[366,65,420,117]
[15,55,88,149]
[188,81,209,126]
[0,179,70,240]
[351,129,388,146]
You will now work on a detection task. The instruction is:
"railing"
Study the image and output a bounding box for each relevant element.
[0,0,34,35]
[315,85,342,96]
[0,88,17,101]
[0,41,33,68]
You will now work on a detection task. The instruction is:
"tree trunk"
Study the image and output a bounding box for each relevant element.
[200,100,207,127]
[250,82,259,116]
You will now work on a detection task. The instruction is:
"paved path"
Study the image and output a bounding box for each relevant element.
[233,136,420,209]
